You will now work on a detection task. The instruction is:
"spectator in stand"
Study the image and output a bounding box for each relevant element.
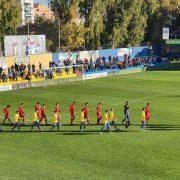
[1,72,7,82]
[15,63,18,71]
[32,64,36,73]
[0,62,45,83]
[0,55,164,83]
[27,63,31,73]
[49,61,52,68]
[39,62,42,70]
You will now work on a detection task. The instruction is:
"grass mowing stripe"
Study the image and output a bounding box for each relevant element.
[0,71,179,179]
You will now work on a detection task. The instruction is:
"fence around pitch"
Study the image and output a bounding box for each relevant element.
[0,65,84,91]
[30,76,84,88]
[0,66,144,92]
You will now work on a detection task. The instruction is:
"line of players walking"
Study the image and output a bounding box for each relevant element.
[0,101,151,133]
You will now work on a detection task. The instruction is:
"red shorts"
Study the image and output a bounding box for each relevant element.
[4,114,9,118]
[19,114,24,118]
[41,114,46,119]
[84,114,88,119]
[70,112,75,117]
[145,115,150,121]
[97,114,102,119]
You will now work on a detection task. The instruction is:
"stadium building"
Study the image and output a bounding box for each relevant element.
[19,0,35,26]
[34,3,54,20]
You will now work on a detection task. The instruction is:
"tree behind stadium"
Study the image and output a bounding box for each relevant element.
[49,0,88,51]
[48,0,180,50]
[0,0,20,54]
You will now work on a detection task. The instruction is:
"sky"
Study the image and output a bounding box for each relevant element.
[34,0,48,7]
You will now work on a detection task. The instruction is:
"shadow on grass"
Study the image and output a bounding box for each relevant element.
[0,124,180,134]
[0,129,138,134]
[148,128,180,131]
[61,130,139,135]
[146,124,180,131]
[166,95,180,98]
[1,123,180,127]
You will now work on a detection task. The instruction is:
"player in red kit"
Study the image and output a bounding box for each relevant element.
[70,102,76,125]
[34,102,40,112]
[145,103,151,122]
[40,104,48,124]
[3,105,12,124]
[18,103,26,124]
[96,103,102,125]
[83,103,90,124]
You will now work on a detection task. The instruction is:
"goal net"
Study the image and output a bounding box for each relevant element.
[36,64,84,87]
[30,64,84,88]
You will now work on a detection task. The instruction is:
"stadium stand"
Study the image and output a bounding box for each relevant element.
[0,55,165,85]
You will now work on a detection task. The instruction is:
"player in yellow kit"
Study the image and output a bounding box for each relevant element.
[80,109,86,132]
[100,110,112,134]
[140,108,146,131]
[109,109,119,131]
[31,110,42,131]
[11,111,21,132]
[50,112,62,131]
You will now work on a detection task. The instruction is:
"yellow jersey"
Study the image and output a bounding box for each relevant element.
[14,114,20,123]
[80,112,85,122]
[32,112,38,122]
[54,113,59,123]
[103,113,108,124]
[109,111,114,121]
[142,111,145,120]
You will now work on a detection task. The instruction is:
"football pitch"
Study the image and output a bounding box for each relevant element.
[0,71,179,179]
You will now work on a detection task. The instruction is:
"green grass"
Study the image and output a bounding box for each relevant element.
[0,71,180,180]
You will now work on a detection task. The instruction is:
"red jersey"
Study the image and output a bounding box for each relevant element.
[34,104,39,111]
[145,105,151,121]
[96,105,101,116]
[3,107,9,116]
[38,108,41,118]
[18,106,24,116]
[84,106,89,115]
[145,106,150,115]
[41,107,46,115]
[54,106,60,113]
[69,104,75,113]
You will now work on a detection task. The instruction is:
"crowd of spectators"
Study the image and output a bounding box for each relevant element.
[49,54,164,73]
[0,63,44,83]
[0,54,165,83]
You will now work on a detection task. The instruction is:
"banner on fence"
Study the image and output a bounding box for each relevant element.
[58,52,78,63]
[0,57,7,69]
[79,50,99,61]
[0,84,12,91]
[15,56,30,65]
[12,82,30,90]
[4,35,46,56]
[163,28,169,40]
[83,72,107,80]
[117,48,132,57]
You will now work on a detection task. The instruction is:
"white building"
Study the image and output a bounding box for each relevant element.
[19,0,34,26]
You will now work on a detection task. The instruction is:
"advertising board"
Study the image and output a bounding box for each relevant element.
[4,35,46,56]
[0,85,12,91]
[83,72,107,80]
